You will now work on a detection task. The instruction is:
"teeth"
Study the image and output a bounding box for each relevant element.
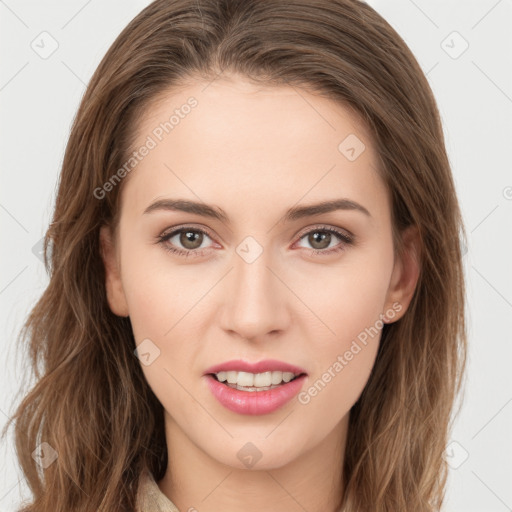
[282,372,295,383]
[214,370,299,388]
[254,371,272,387]
[271,371,283,385]
[226,371,237,384]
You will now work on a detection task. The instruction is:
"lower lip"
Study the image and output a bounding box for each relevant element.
[205,374,307,415]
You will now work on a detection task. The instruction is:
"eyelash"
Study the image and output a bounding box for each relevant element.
[155,224,354,258]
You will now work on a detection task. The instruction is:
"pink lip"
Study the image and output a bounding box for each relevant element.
[203,359,308,415]
[203,359,307,375]
[205,374,308,415]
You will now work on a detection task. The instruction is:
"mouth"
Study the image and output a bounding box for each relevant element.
[203,359,308,415]
[208,370,306,392]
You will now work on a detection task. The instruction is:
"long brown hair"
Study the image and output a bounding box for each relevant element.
[3,1,467,510]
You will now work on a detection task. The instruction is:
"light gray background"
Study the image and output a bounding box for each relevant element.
[1,1,511,510]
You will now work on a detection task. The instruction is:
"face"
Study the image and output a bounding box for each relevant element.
[100,73,420,471]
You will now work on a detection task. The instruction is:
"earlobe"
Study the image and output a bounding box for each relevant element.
[383,225,421,323]
[99,225,129,317]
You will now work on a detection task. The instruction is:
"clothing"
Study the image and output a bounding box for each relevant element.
[135,468,180,512]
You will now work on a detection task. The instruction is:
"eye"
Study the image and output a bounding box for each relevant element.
[156,226,216,258]
[294,225,354,256]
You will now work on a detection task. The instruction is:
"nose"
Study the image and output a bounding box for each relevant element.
[218,246,290,342]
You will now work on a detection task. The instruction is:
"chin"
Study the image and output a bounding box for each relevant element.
[206,435,305,472]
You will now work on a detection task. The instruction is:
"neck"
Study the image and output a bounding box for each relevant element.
[158,412,348,512]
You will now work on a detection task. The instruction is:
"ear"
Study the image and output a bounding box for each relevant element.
[99,225,129,317]
[382,225,421,323]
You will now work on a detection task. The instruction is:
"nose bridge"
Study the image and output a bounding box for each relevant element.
[220,241,288,340]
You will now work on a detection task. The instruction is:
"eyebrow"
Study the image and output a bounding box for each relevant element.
[142,198,371,223]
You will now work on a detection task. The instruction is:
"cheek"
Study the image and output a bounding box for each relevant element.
[118,236,189,340]
[303,250,391,348]
[296,301,383,429]
[123,267,201,423]
[118,241,207,408]
[296,254,392,413]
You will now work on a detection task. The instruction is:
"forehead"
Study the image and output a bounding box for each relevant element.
[119,74,388,225]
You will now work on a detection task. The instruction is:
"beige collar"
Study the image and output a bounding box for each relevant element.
[136,468,180,512]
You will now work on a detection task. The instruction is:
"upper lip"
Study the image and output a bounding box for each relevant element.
[203,359,307,376]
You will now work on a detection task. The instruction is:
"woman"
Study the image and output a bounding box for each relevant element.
[4,0,467,511]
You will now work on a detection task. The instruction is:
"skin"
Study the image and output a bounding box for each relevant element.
[100,73,420,512]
